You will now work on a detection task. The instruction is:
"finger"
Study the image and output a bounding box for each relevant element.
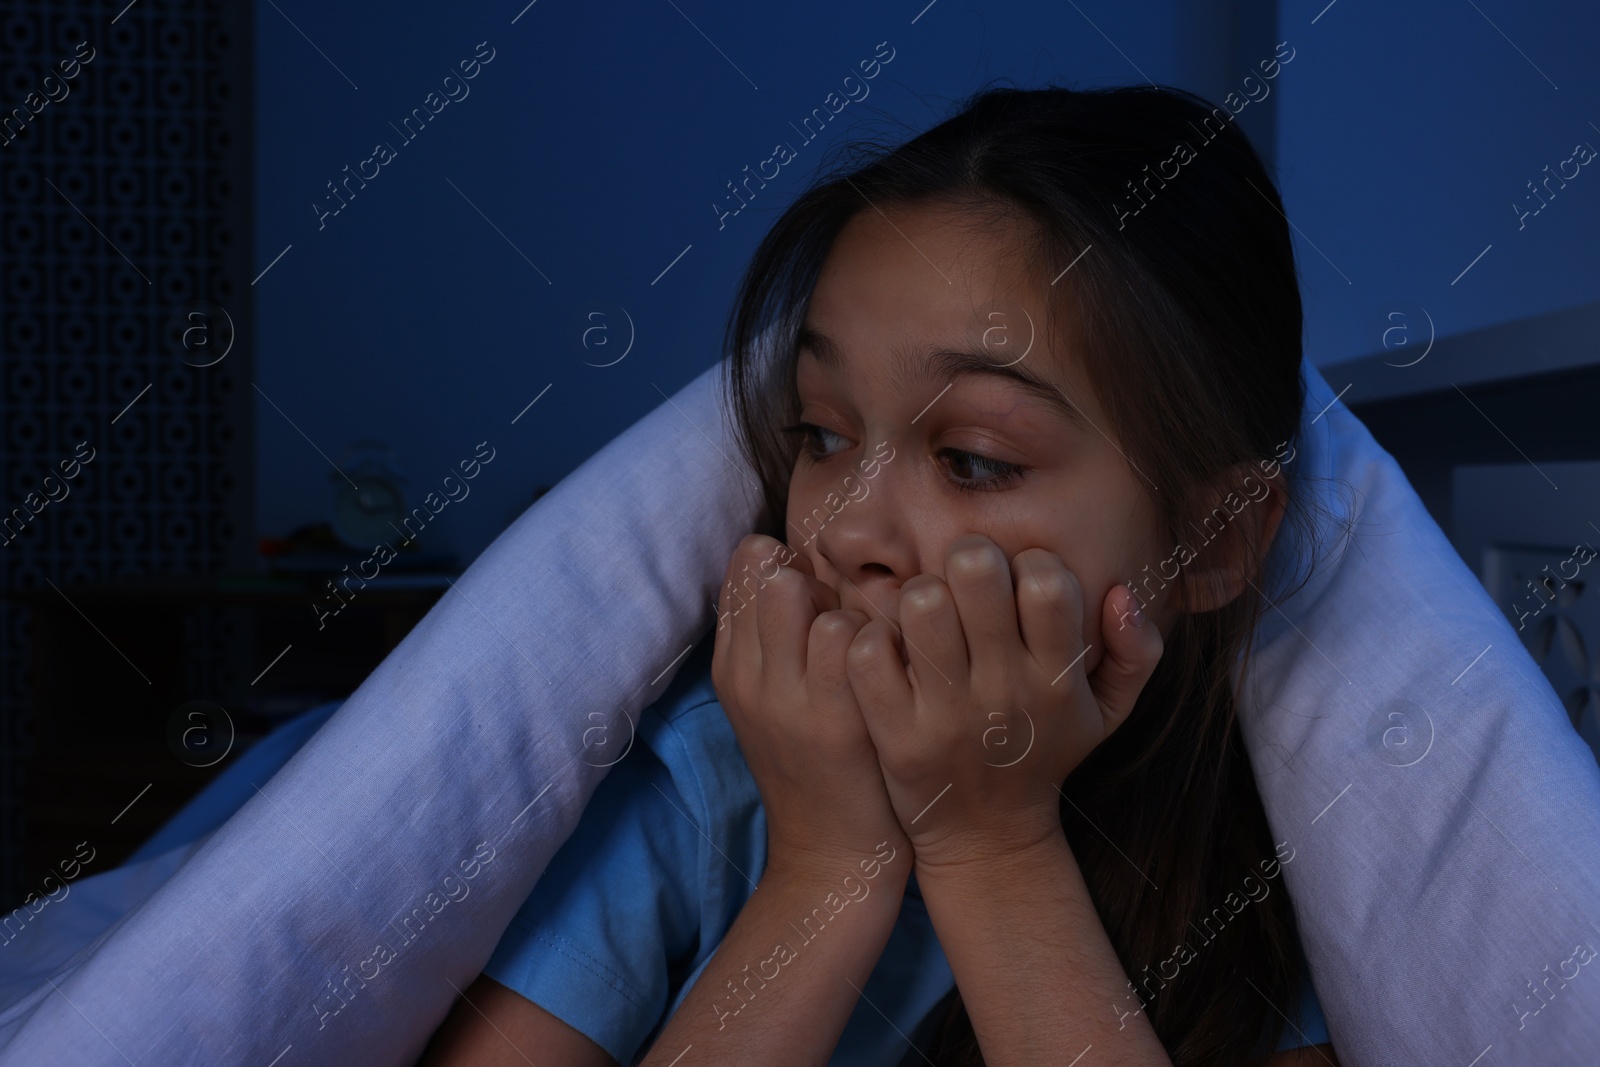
[897,574,968,692]
[1012,549,1084,679]
[714,539,747,634]
[770,540,840,615]
[722,534,784,672]
[805,572,841,617]
[755,564,823,689]
[712,565,737,698]
[714,562,733,672]
[719,534,779,618]
[845,618,915,734]
[1086,583,1165,733]
[943,534,1021,682]
[807,609,870,711]
[714,537,772,710]
[783,542,817,578]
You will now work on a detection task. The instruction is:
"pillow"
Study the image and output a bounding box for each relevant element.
[0,360,762,1065]
[3,354,1598,1065]
[0,834,213,1031]
[1236,359,1600,1064]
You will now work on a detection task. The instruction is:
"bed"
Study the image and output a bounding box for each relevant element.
[0,355,1596,1066]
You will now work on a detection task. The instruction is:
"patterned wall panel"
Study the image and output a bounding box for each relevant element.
[0,0,253,904]
[1488,543,1600,762]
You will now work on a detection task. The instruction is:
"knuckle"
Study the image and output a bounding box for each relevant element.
[948,537,1004,577]
[1061,571,1084,609]
[757,565,802,602]
[811,608,866,644]
[734,533,787,571]
[737,532,778,555]
[1019,563,1073,604]
[846,620,891,660]
[900,575,947,614]
[1013,546,1062,574]
[903,586,943,615]
[1021,554,1080,606]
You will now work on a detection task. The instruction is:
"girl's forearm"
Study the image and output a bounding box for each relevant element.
[914,832,1174,1067]
[639,848,910,1066]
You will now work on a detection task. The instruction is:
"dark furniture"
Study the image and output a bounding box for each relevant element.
[5,572,448,912]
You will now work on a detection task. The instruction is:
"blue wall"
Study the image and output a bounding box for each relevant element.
[1274,0,1600,368]
[254,0,1599,568]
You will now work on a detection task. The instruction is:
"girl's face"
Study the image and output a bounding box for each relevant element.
[783,199,1177,675]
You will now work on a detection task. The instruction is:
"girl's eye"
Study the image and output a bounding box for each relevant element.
[780,421,850,460]
[781,423,1026,492]
[940,448,1026,492]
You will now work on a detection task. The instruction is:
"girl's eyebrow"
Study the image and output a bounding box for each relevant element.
[796,324,1086,428]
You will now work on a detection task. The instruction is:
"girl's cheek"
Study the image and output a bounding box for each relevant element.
[784,468,825,531]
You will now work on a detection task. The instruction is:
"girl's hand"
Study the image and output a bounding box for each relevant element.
[712,534,912,879]
[845,534,1165,874]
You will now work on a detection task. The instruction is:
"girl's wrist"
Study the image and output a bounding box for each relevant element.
[763,835,912,896]
[912,823,1073,894]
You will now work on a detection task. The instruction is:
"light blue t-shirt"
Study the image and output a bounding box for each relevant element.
[1265,937,1333,1054]
[482,637,954,1065]
[482,636,1328,1064]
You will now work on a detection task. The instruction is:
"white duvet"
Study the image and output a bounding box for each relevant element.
[1,357,1596,1065]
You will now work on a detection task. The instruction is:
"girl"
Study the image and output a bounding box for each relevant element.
[421,82,1348,1066]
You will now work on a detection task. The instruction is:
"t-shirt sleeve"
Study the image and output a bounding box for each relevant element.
[1274,966,1331,1051]
[480,742,703,1065]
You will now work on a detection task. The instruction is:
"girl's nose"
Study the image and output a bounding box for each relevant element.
[805,477,920,623]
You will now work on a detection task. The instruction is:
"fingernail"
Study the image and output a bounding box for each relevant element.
[1128,590,1145,628]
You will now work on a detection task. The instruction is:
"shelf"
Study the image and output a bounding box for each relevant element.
[1318,297,1600,405]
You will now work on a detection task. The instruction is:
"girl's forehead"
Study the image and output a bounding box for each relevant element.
[800,202,1102,420]
[809,205,1058,364]
[819,200,1044,301]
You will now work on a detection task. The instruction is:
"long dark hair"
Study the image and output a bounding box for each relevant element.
[719,82,1350,1066]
